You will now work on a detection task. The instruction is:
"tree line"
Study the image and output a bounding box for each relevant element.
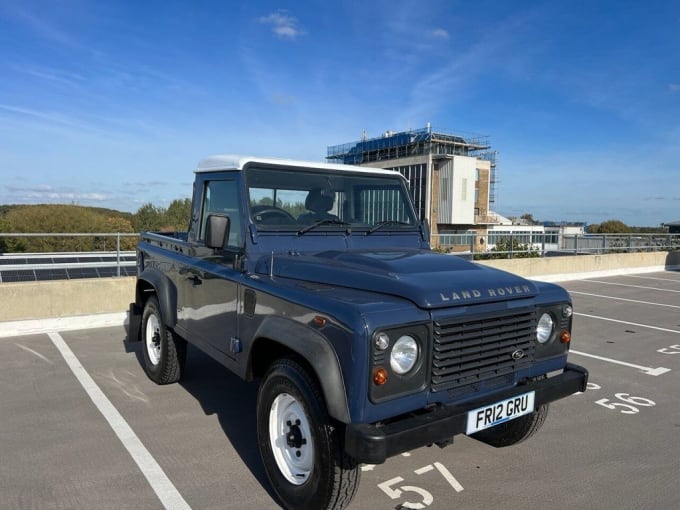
[514,213,665,234]
[0,199,191,253]
[586,220,665,234]
[1,204,668,254]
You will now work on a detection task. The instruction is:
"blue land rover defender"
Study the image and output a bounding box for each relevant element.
[129,156,588,510]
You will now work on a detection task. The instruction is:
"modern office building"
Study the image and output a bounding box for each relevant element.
[327,124,498,248]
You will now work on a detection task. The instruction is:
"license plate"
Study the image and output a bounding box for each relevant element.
[466,391,535,435]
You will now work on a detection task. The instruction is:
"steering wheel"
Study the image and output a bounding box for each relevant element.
[252,206,296,225]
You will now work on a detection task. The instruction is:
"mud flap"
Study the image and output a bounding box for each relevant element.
[127,302,142,342]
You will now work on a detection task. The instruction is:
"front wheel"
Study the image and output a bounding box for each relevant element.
[257,358,360,510]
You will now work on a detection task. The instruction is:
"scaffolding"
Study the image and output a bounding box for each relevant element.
[327,126,497,207]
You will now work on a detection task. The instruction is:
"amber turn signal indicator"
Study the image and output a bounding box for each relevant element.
[373,367,388,385]
[312,315,327,327]
[560,330,571,343]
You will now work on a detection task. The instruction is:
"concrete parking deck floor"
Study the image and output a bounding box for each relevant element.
[1,271,679,509]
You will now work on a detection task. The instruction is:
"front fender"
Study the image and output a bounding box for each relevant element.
[251,316,350,424]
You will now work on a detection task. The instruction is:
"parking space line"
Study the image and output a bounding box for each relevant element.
[622,275,680,283]
[569,291,680,309]
[583,280,680,293]
[575,312,680,334]
[47,332,191,510]
[569,350,671,376]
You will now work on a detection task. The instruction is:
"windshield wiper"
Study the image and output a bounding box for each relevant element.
[297,219,351,236]
[367,220,411,234]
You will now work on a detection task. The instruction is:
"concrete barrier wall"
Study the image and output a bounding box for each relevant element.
[1,252,678,323]
[477,251,680,282]
[0,277,136,322]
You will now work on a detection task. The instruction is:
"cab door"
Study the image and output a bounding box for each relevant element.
[176,174,244,358]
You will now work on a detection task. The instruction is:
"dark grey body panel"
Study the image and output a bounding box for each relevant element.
[135,233,359,423]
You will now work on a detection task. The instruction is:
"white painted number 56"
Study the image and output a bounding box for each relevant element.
[595,393,656,414]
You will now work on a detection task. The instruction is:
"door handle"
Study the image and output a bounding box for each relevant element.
[187,274,202,286]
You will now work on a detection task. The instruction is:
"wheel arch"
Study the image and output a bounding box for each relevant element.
[248,317,351,424]
[136,268,178,328]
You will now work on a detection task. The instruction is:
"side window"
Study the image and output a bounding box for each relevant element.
[200,179,241,248]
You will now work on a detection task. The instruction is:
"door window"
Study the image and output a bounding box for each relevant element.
[200,180,241,248]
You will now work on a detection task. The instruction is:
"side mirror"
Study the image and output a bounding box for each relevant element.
[205,214,230,250]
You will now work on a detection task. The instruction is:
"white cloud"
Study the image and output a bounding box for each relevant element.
[7,6,77,48]
[11,63,86,89]
[0,104,84,129]
[258,11,304,40]
[669,83,680,93]
[7,184,55,193]
[4,185,109,203]
[429,28,449,40]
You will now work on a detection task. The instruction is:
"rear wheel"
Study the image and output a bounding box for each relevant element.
[141,296,186,384]
[257,358,360,510]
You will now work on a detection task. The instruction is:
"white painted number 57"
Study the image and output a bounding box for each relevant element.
[378,477,433,509]
[377,462,463,508]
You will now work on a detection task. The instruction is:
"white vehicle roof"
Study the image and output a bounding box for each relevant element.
[195,154,399,176]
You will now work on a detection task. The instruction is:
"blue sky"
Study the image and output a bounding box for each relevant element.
[1,0,678,226]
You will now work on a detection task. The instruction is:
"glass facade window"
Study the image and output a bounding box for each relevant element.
[387,164,427,221]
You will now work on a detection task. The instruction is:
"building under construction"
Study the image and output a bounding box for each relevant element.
[327,124,498,248]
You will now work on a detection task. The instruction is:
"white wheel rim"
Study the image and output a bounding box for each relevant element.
[145,313,161,365]
[268,393,314,485]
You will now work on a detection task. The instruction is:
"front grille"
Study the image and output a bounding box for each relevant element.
[431,309,536,393]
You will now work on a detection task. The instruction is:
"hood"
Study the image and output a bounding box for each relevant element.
[256,249,537,309]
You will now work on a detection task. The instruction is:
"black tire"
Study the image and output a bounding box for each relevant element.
[256,358,360,510]
[472,403,550,448]
[141,295,186,384]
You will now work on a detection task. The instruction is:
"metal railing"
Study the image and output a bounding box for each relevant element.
[433,233,680,259]
[0,233,139,281]
[1,232,679,281]
[559,234,680,254]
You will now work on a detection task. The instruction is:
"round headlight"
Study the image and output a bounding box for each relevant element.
[536,313,554,344]
[562,305,573,318]
[390,335,419,374]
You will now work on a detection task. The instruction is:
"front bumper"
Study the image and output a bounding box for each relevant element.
[345,363,588,464]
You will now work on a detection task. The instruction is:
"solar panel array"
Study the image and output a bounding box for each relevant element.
[0,253,137,282]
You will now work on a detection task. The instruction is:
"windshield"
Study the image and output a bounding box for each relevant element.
[246,166,417,231]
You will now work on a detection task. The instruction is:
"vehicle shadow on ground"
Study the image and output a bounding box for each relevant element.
[181,345,277,499]
[123,332,277,504]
